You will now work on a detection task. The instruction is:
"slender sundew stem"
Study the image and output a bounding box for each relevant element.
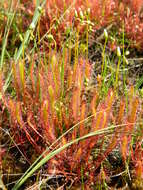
[115,57,121,90]
[101,37,108,75]
[0,0,20,69]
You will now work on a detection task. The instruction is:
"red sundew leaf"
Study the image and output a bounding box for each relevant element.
[27,114,43,139]
[121,136,128,161]
[85,61,92,80]
[135,160,143,179]
[128,86,135,101]
[45,120,56,143]
[131,141,143,163]
[0,148,6,166]
[12,61,20,98]
[106,89,114,110]
[76,65,84,91]
[130,0,143,13]
[72,61,78,85]
[24,128,41,153]
[123,97,139,135]
[35,71,41,102]
[30,60,35,93]
[131,144,136,163]
[32,0,36,7]
[15,102,24,128]
[54,66,61,96]
[63,48,69,70]
[54,115,63,133]
[99,90,114,127]
[91,94,97,115]
[93,110,103,131]
[61,136,67,147]
[7,99,15,118]
[8,100,22,128]
[120,97,139,161]
[117,99,125,124]
[103,136,118,160]
[100,111,107,129]
[39,73,47,101]
[50,54,60,95]
[128,97,139,124]
[41,101,56,142]
[41,100,49,123]
[84,138,98,162]
[72,86,81,123]
[79,101,86,137]
[19,60,25,94]
[48,85,56,116]
[72,147,82,169]
[67,68,73,89]
[61,106,71,129]
[91,93,98,130]
[93,90,112,130]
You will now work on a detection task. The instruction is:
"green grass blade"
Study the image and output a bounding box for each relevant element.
[1,1,46,98]
[0,0,19,69]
